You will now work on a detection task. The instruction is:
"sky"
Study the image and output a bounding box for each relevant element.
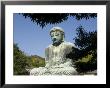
[13,13,97,58]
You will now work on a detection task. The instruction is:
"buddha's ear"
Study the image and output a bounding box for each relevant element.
[45,48,49,61]
[62,33,65,42]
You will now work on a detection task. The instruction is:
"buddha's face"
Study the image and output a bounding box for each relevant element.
[50,31,63,46]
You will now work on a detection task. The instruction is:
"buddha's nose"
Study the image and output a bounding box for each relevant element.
[53,38,57,41]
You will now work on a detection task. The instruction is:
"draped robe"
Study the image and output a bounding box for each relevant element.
[30,41,78,75]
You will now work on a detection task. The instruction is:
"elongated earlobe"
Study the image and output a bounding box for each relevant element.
[62,34,65,42]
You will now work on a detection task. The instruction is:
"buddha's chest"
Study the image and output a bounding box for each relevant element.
[49,45,67,63]
[52,45,66,56]
[53,47,61,55]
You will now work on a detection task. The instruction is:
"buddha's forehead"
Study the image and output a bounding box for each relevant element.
[50,27,64,34]
[51,30,61,33]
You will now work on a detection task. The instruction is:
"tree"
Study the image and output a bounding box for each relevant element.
[14,44,45,75]
[66,26,97,73]
[21,13,97,28]
[14,44,29,75]
[74,26,97,58]
[26,55,45,69]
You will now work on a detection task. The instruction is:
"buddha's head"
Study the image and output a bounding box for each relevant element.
[50,27,65,46]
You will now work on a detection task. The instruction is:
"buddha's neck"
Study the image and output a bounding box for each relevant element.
[53,41,64,47]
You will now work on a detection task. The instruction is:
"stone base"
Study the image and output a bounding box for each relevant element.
[30,67,78,76]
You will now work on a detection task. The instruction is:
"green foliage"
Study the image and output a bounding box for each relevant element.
[75,26,97,50]
[14,44,29,75]
[14,44,45,75]
[26,55,45,69]
[74,26,97,73]
[74,26,97,58]
[66,26,97,73]
[75,54,97,73]
[21,13,97,28]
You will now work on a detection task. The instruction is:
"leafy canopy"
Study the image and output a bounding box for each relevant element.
[22,13,97,28]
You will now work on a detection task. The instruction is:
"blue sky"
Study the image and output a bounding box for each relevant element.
[14,13,97,57]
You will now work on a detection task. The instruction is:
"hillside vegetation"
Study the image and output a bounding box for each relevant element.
[14,44,45,75]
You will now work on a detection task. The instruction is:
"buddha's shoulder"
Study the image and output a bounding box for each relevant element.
[45,44,53,50]
[62,41,76,47]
